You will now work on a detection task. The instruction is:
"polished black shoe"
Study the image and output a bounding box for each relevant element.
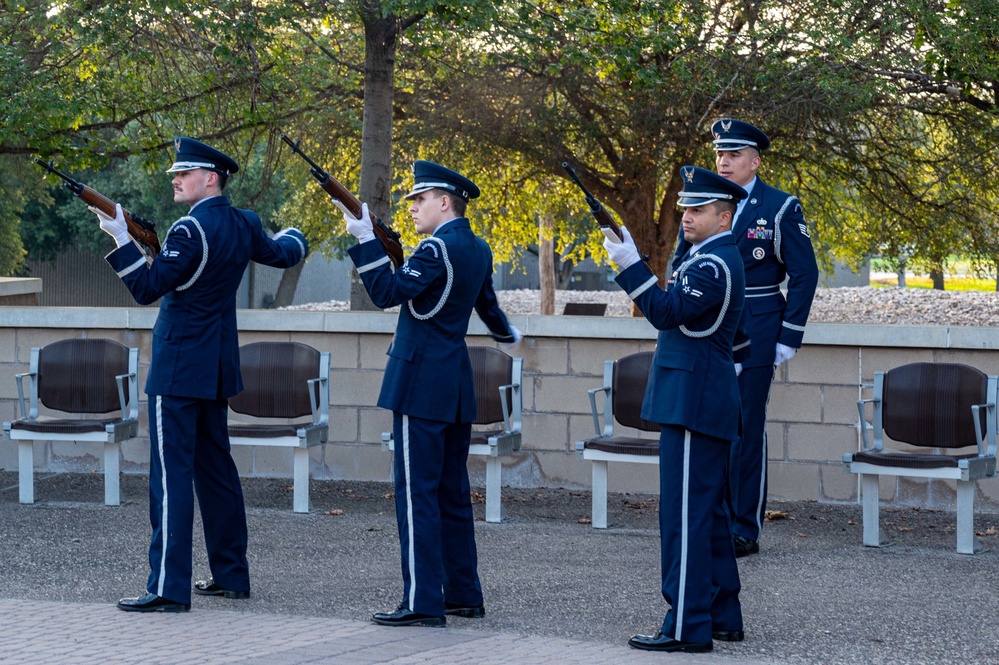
[372,605,446,627]
[712,629,745,642]
[734,535,760,558]
[117,592,190,613]
[194,578,250,599]
[444,602,485,618]
[628,632,712,653]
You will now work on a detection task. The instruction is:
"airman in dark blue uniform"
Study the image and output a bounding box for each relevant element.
[342,161,520,627]
[606,166,747,653]
[95,138,308,612]
[671,120,819,557]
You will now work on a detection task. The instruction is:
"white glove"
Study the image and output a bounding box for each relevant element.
[90,204,130,248]
[337,200,376,243]
[774,342,797,367]
[499,325,523,350]
[602,226,641,270]
[735,363,743,377]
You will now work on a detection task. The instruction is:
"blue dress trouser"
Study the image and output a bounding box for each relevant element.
[393,413,483,616]
[730,364,777,543]
[147,395,250,604]
[659,424,742,644]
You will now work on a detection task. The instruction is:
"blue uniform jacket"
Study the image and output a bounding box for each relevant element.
[672,177,818,367]
[105,196,308,400]
[347,218,515,424]
[618,233,745,442]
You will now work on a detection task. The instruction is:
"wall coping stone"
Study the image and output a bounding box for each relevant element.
[0,278,42,297]
[1,306,997,350]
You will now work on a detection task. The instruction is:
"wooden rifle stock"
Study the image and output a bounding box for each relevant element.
[33,159,161,258]
[280,134,404,269]
[561,162,623,241]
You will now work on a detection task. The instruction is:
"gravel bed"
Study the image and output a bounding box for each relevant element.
[284,286,999,327]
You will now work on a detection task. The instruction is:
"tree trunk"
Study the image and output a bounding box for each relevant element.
[271,259,305,308]
[930,267,945,290]
[351,2,401,311]
[539,213,555,315]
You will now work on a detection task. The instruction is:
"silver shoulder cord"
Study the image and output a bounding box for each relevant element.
[407,236,453,320]
[676,253,732,338]
[171,215,208,291]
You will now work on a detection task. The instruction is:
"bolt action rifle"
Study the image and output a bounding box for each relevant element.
[34,158,161,258]
[562,162,650,262]
[280,134,404,269]
[561,162,624,243]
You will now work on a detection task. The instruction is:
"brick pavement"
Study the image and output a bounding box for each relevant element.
[0,599,763,665]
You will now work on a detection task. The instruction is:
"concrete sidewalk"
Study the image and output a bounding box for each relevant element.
[1,472,998,664]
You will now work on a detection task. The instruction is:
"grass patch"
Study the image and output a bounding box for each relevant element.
[871,277,997,291]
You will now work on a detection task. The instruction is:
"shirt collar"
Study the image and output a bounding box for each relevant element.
[689,229,732,256]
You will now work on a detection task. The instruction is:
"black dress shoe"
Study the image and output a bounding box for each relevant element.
[117,592,190,613]
[372,605,446,627]
[628,632,712,653]
[194,578,250,599]
[444,601,485,618]
[734,535,760,558]
[712,629,745,642]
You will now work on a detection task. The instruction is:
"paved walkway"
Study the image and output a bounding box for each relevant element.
[0,598,761,665]
[2,472,998,664]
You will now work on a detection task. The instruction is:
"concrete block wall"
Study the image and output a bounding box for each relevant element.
[2,307,999,512]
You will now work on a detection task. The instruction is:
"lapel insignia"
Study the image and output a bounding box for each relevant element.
[750,198,757,204]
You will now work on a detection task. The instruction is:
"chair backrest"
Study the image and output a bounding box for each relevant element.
[612,351,658,432]
[470,346,516,426]
[229,342,322,419]
[563,302,607,316]
[882,362,989,449]
[36,338,131,414]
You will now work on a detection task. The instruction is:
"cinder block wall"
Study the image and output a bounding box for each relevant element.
[2,308,998,512]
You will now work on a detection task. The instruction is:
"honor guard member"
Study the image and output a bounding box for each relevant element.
[605,166,747,653]
[671,119,819,557]
[340,160,521,627]
[93,138,308,612]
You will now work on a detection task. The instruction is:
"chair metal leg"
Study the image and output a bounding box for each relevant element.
[592,460,608,529]
[104,442,120,506]
[956,480,977,555]
[18,441,34,504]
[293,448,311,514]
[860,473,881,547]
[485,456,502,524]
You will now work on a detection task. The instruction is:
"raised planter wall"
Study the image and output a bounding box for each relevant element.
[2,307,999,512]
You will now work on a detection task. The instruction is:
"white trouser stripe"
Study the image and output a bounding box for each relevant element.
[402,415,417,609]
[676,429,692,641]
[754,368,776,537]
[155,396,169,597]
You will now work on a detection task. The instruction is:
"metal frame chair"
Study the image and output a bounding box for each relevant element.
[844,362,998,554]
[227,341,330,513]
[3,338,139,505]
[575,351,659,528]
[382,346,523,523]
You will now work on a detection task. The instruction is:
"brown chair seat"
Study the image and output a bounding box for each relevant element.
[228,421,314,439]
[581,437,659,457]
[851,449,980,470]
[10,417,120,435]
